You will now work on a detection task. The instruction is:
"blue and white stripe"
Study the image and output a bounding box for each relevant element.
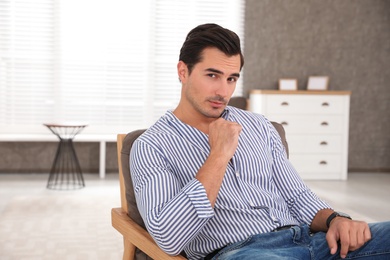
[130,106,331,259]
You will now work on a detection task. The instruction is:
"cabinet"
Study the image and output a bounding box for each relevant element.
[249,90,351,180]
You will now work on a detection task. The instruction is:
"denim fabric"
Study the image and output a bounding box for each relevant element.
[213,222,390,259]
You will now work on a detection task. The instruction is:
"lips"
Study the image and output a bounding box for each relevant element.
[209,100,225,108]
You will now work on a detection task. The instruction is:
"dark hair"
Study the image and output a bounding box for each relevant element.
[179,23,244,74]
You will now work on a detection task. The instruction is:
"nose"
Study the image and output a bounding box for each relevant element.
[215,81,229,98]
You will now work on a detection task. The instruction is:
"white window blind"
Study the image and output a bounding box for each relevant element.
[0,0,245,135]
[0,0,56,134]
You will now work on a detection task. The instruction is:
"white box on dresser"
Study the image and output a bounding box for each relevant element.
[249,90,351,180]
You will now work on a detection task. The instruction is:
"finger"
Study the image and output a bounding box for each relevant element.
[358,224,372,249]
[349,228,358,250]
[364,224,372,242]
[339,229,350,258]
[326,230,339,255]
[354,223,371,250]
[355,228,366,250]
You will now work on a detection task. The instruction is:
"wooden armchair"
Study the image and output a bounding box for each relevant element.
[112,122,288,260]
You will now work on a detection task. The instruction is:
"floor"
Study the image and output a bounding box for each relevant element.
[0,172,389,260]
[305,173,390,222]
[0,173,123,260]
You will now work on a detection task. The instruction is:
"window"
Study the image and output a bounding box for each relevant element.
[0,0,245,135]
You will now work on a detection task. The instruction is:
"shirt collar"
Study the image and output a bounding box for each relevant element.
[221,107,231,119]
[166,106,231,122]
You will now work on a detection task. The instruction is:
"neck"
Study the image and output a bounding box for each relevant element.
[173,106,216,134]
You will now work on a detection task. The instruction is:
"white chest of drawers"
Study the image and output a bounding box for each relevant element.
[249,90,351,180]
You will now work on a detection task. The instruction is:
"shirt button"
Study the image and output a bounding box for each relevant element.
[235,171,240,177]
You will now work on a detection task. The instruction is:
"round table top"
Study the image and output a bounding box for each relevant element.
[43,123,88,139]
[43,122,88,128]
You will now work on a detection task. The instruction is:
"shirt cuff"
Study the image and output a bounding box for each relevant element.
[291,190,332,224]
[184,179,214,218]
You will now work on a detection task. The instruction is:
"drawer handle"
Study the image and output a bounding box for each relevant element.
[322,102,329,107]
[320,141,328,146]
[321,121,329,126]
[319,161,327,165]
[281,121,288,126]
[281,102,289,106]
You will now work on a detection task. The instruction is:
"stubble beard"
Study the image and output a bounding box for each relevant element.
[187,93,226,119]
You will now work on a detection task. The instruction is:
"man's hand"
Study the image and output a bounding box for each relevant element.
[326,217,371,258]
[195,118,242,207]
[208,118,242,163]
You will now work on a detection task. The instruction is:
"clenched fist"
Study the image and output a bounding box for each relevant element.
[208,118,242,164]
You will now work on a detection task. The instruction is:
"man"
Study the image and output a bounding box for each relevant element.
[130,23,390,259]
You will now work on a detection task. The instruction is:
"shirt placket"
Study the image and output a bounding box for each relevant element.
[230,152,282,225]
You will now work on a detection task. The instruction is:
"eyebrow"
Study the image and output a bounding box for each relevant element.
[205,68,240,78]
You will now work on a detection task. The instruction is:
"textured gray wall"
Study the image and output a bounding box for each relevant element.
[244,0,390,171]
[0,142,118,174]
[0,0,389,174]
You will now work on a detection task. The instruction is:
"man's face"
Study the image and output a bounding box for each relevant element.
[178,47,241,119]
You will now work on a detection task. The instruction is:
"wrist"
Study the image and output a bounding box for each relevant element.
[326,211,352,228]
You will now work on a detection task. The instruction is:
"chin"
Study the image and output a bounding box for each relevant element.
[205,108,224,118]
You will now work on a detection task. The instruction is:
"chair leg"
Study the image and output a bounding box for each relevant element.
[123,238,136,260]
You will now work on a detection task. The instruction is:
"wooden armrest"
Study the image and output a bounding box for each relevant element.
[111,208,186,260]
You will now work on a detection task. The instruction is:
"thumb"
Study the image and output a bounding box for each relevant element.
[329,244,338,255]
[326,230,339,255]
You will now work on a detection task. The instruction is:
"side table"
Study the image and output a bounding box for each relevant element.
[44,123,87,190]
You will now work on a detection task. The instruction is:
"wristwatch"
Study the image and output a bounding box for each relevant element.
[326,211,352,228]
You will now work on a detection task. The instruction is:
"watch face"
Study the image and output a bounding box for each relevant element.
[337,212,351,219]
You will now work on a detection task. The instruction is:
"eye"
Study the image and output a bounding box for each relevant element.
[228,77,237,83]
[207,73,217,78]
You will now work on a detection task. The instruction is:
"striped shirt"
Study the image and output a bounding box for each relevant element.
[130,106,331,259]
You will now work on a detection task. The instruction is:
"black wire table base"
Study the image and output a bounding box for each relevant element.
[44,124,87,190]
[47,139,85,190]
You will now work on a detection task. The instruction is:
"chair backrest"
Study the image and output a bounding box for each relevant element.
[228,96,248,110]
[117,130,150,260]
[118,130,146,219]
[117,122,288,259]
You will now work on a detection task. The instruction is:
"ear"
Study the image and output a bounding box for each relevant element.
[177,61,188,83]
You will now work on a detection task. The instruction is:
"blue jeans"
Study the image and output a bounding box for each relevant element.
[213,222,390,259]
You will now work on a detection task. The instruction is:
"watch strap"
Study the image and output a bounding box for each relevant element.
[326,212,352,228]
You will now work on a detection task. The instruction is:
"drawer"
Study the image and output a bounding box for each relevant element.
[267,115,344,134]
[264,95,346,115]
[289,154,342,179]
[287,135,343,153]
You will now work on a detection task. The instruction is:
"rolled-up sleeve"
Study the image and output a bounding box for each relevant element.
[268,121,332,225]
